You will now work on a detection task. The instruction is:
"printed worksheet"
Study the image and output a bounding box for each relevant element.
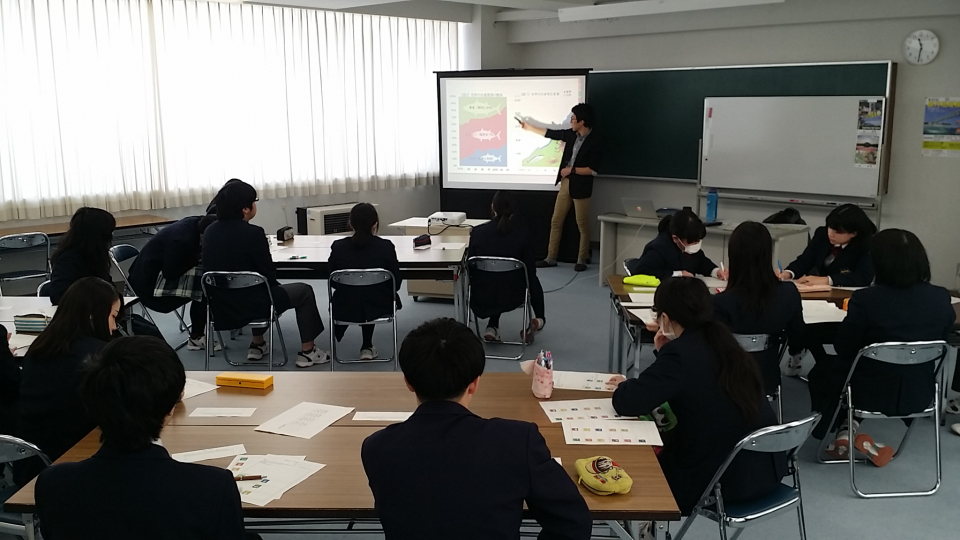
[801,300,848,324]
[551,371,618,392]
[182,378,218,400]
[228,454,325,506]
[254,402,354,439]
[562,420,663,446]
[539,398,627,423]
[627,308,656,324]
[171,444,247,463]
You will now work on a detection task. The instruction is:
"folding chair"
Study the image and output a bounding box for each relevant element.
[36,280,50,297]
[466,256,530,361]
[201,271,287,370]
[623,257,639,276]
[815,340,948,498]
[0,233,51,295]
[327,269,398,368]
[672,413,820,540]
[0,435,51,540]
[734,333,788,422]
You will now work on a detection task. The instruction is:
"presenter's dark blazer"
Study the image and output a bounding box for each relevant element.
[36,443,245,540]
[785,226,873,287]
[626,232,718,281]
[545,128,602,199]
[328,236,402,323]
[129,216,203,299]
[612,328,786,514]
[361,400,593,540]
[714,282,805,392]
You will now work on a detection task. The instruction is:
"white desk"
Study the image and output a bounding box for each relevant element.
[597,215,809,286]
[0,296,138,356]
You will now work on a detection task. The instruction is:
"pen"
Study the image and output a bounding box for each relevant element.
[234,475,264,481]
[288,255,306,260]
[778,260,782,273]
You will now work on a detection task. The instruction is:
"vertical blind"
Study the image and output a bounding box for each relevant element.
[0,0,458,221]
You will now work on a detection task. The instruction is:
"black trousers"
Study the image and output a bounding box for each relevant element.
[252,283,324,344]
[486,274,546,327]
[334,324,375,348]
[139,295,206,338]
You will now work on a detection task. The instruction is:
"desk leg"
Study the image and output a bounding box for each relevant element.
[599,220,616,287]
[608,298,617,373]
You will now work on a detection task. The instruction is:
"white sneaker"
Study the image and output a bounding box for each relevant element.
[360,347,378,360]
[296,347,331,368]
[187,336,222,352]
[946,398,960,415]
[522,318,545,344]
[782,352,804,377]
[483,326,500,342]
[247,341,268,361]
[951,423,960,437]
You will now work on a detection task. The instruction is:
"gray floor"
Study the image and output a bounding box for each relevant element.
[5,258,960,539]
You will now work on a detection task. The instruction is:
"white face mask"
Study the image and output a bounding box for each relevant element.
[659,315,677,341]
[682,241,702,255]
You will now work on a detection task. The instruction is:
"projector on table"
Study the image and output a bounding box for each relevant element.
[428,211,467,227]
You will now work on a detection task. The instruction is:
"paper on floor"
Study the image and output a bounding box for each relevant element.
[228,454,325,506]
[190,408,256,417]
[801,300,848,324]
[254,402,354,439]
[171,444,247,463]
[627,308,656,324]
[539,398,627,423]
[562,420,663,446]
[182,378,218,400]
[352,411,412,422]
[552,371,618,392]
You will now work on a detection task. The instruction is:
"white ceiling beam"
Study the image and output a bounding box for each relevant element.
[558,0,784,23]
[442,0,592,10]
[495,9,559,21]
[251,0,407,10]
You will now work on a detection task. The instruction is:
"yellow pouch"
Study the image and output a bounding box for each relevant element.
[623,275,660,288]
[575,456,633,496]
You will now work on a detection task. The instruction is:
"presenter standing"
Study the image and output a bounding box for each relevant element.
[520,103,602,272]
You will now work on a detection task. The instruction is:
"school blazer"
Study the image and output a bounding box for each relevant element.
[328,236,402,323]
[48,249,112,305]
[713,282,805,392]
[544,129,602,199]
[36,443,245,540]
[467,220,538,318]
[834,283,956,415]
[612,328,786,514]
[129,216,202,298]
[626,232,718,281]
[361,400,593,540]
[785,227,874,287]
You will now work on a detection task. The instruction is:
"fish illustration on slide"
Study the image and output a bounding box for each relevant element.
[464,100,503,115]
[472,129,501,142]
[479,154,502,163]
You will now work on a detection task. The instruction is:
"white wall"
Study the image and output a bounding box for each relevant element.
[515,13,960,287]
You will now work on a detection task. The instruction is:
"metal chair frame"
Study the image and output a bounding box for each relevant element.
[201,271,288,370]
[36,280,50,297]
[466,256,531,362]
[623,257,639,276]
[327,269,398,368]
[672,413,820,540]
[0,232,51,283]
[734,333,788,423]
[0,435,52,540]
[815,340,947,498]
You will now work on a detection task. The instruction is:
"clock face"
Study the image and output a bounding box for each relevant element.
[903,30,939,65]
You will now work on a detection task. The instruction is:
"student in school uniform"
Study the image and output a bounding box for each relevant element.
[468,191,546,344]
[328,203,402,360]
[0,325,19,436]
[35,336,250,540]
[15,277,120,485]
[779,204,877,376]
[809,229,955,466]
[46,207,116,305]
[626,209,729,281]
[713,222,805,394]
[608,277,786,514]
[128,214,217,350]
[202,180,329,368]
[361,318,593,540]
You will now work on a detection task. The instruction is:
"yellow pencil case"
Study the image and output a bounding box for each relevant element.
[216,372,274,390]
[623,274,660,288]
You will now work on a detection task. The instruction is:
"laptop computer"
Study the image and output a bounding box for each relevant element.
[621,198,659,219]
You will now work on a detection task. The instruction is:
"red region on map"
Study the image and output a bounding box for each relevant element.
[460,111,507,159]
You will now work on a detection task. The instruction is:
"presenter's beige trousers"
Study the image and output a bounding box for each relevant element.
[546,177,591,263]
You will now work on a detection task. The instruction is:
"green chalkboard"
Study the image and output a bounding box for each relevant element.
[586,63,891,180]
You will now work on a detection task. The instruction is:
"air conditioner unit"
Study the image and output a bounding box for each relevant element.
[296,203,379,235]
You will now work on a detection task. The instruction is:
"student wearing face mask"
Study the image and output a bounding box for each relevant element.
[625,209,729,280]
[607,277,785,514]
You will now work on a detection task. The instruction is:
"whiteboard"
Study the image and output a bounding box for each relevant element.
[700,96,884,198]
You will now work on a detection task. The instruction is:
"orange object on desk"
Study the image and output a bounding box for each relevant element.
[843,298,850,311]
[216,372,274,390]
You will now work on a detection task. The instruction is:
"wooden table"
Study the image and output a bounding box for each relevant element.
[0,214,173,238]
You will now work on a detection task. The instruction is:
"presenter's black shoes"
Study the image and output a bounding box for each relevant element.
[536,259,557,268]
[574,263,587,272]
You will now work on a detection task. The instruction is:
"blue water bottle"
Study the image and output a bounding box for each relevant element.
[705,188,718,223]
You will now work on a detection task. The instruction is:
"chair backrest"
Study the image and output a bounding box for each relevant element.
[330,268,395,288]
[733,333,771,353]
[623,257,639,276]
[201,272,276,329]
[467,256,526,274]
[0,434,52,467]
[844,341,949,388]
[202,271,270,292]
[109,244,141,265]
[0,232,49,251]
[36,280,51,297]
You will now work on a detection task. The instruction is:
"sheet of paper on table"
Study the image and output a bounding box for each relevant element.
[539,398,627,423]
[255,402,354,439]
[553,457,562,465]
[562,420,663,446]
[431,243,465,250]
[627,308,656,324]
[190,408,256,417]
[171,444,247,463]
[352,411,412,422]
[791,282,832,293]
[833,286,866,292]
[9,333,36,357]
[952,297,960,305]
[698,276,727,289]
[801,300,848,324]
[552,371,618,392]
[626,293,656,306]
[182,378,219,400]
[228,454,325,506]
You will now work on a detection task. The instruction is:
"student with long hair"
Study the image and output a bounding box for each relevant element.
[608,277,785,514]
[468,191,546,343]
[626,209,729,280]
[714,222,805,393]
[328,203,402,360]
[47,207,116,304]
[810,229,954,465]
[0,325,18,436]
[16,277,121,485]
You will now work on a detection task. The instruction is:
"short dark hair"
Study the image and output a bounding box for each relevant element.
[81,337,186,452]
[665,209,706,243]
[571,103,595,128]
[215,180,257,220]
[870,229,931,289]
[825,204,876,240]
[398,318,485,402]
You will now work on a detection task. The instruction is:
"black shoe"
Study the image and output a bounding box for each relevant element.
[574,263,587,272]
[536,260,557,268]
